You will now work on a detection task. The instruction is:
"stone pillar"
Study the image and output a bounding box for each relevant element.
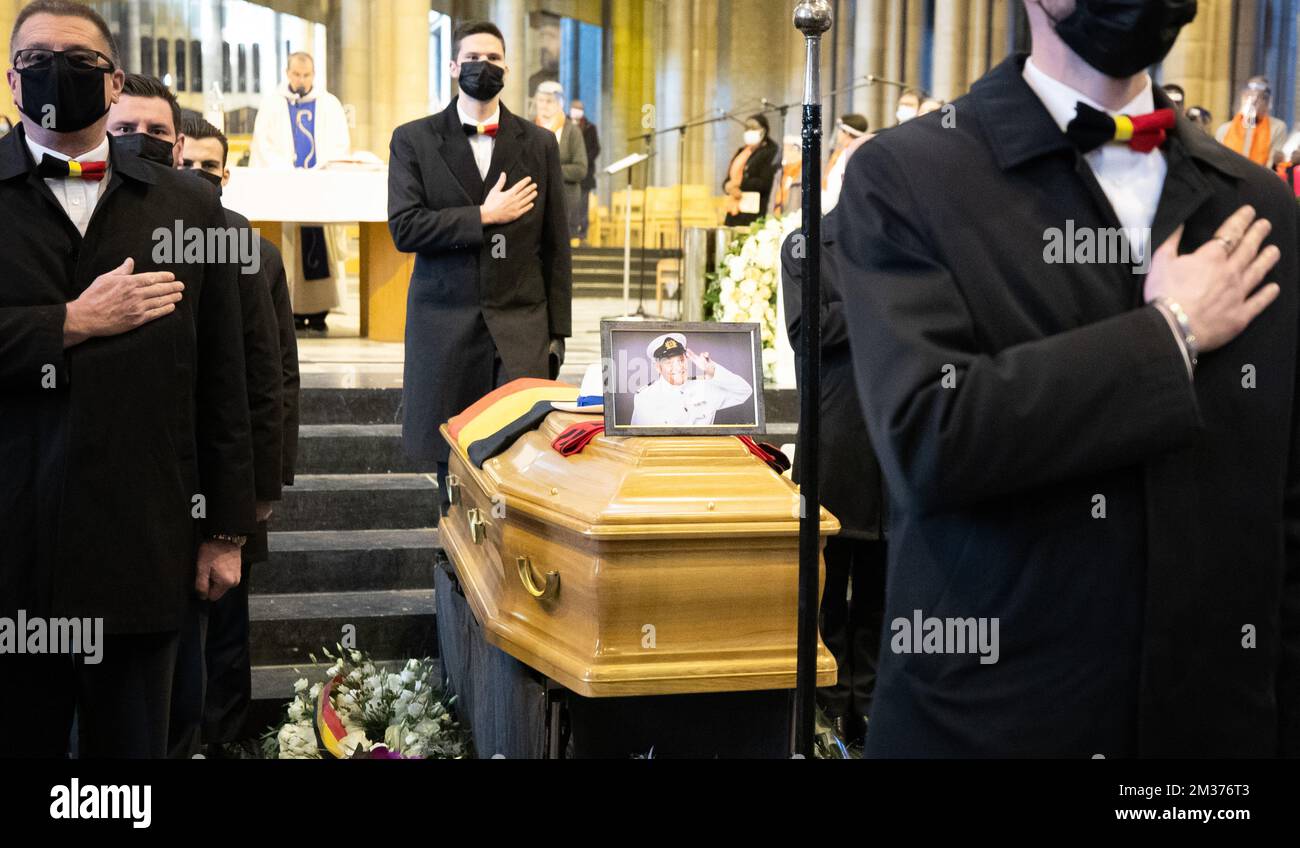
[1162,0,1236,121]
[851,0,888,131]
[491,0,529,116]
[336,0,429,160]
[1,0,28,122]
[606,0,654,194]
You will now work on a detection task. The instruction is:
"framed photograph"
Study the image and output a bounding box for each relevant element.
[601,320,766,437]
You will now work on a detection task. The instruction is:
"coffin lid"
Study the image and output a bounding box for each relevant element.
[442,413,839,540]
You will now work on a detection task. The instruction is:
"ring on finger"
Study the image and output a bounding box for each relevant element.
[1212,235,1236,255]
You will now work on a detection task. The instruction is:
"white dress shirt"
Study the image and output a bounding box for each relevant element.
[1023,57,1167,258]
[457,101,499,183]
[25,134,110,237]
[1023,58,1192,377]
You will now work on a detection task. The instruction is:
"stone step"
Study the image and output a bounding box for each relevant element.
[297,424,433,474]
[248,588,437,667]
[254,529,439,594]
[300,385,404,426]
[276,474,439,532]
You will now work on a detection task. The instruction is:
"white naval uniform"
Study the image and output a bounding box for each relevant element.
[630,362,753,426]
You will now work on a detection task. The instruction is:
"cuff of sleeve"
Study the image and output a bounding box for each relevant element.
[1151,300,1195,380]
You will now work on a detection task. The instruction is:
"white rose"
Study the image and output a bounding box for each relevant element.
[339,728,372,757]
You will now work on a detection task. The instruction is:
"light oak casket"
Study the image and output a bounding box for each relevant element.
[438,412,838,697]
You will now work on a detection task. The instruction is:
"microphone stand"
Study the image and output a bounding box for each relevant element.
[793,0,831,759]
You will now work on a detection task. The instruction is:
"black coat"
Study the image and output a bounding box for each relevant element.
[0,126,255,633]
[830,55,1300,757]
[723,138,780,227]
[578,119,601,191]
[388,99,572,463]
[262,236,299,487]
[221,205,298,564]
[781,220,885,540]
[224,208,282,507]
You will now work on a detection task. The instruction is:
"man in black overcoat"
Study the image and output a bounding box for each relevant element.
[831,0,1299,756]
[0,1,255,757]
[388,20,571,499]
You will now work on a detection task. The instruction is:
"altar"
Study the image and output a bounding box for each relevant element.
[223,166,411,342]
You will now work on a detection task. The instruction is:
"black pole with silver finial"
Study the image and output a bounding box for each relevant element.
[793,0,831,759]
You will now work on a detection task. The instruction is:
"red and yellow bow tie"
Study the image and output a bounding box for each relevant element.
[1065,102,1176,154]
[36,155,108,181]
[462,122,499,138]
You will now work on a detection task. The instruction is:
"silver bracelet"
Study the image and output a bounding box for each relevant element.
[1156,297,1199,370]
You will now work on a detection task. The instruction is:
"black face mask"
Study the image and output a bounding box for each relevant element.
[1042,0,1197,79]
[188,167,224,196]
[115,132,176,167]
[16,52,113,133]
[457,61,505,102]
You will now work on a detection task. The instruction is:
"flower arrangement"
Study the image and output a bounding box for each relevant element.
[263,646,470,759]
[705,212,802,383]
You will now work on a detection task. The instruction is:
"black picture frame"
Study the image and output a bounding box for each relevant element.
[601,320,766,437]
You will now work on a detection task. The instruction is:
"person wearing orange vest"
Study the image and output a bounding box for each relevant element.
[1216,76,1287,167]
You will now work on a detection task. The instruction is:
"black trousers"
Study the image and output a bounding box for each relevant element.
[2,631,180,758]
[169,554,258,756]
[817,537,887,720]
[435,352,510,515]
[201,563,253,745]
[168,597,210,758]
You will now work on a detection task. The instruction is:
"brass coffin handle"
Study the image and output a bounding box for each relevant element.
[516,556,559,600]
[445,473,461,505]
[467,507,490,544]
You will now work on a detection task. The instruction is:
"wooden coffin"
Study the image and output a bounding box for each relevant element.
[438,412,839,697]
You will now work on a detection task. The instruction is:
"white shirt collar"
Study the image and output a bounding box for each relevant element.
[457,100,499,130]
[25,133,110,166]
[1022,57,1156,133]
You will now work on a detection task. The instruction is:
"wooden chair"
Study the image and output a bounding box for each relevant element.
[655,257,681,315]
[605,189,645,247]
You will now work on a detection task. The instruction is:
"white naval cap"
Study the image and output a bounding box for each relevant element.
[646,333,688,361]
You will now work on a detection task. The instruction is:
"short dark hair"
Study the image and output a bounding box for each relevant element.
[181,110,229,166]
[120,73,181,138]
[11,0,120,66]
[452,21,506,58]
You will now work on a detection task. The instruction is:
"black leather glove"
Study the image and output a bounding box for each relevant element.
[548,337,566,380]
